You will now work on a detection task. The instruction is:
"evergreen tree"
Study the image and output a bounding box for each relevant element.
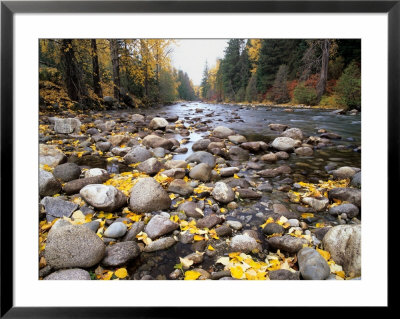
[200,61,211,99]
[270,65,290,103]
[335,61,361,110]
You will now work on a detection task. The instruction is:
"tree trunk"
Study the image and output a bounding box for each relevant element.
[91,39,103,98]
[317,39,330,100]
[109,39,120,101]
[60,39,82,102]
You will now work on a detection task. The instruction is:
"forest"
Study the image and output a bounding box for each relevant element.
[39,39,360,111]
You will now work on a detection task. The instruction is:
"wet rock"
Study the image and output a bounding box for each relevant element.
[108,134,130,147]
[215,225,233,237]
[101,241,140,267]
[207,141,225,152]
[122,221,145,241]
[228,146,249,161]
[295,147,313,156]
[321,132,341,139]
[247,162,264,170]
[301,197,329,212]
[123,146,152,164]
[269,123,288,131]
[268,235,308,253]
[41,197,78,222]
[226,220,242,230]
[297,247,330,280]
[45,224,105,269]
[144,215,179,239]
[212,126,234,138]
[178,201,204,218]
[329,203,359,218]
[257,182,273,192]
[259,165,291,178]
[168,179,193,196]
[179,232,195,244]
[131,113,145,124]
[143,237,176,252]
[322,225,361,277]
[313,227,331,241]
[129,178,171,213]
[219,167,240,177]
[260,153,278,162]
[230,234,261,253]
[149,117,168,130]
[262,223,285,235]
[104,222,127,238]
[332,166,357,180]
[275,151,290,160]
[84,168,108,178]
[351,171,361,188]
[40,144,66,168]
[196,214,224,229]
[226,178,251,189]
[228,135,247,144]
[80,184,127,212]
[142,135,174,150]
[162,168,186,179]
[186,151,216,167]
[271,137,299,152]
[281,128,303,140]
[138,158,164,175]
[328,188,361,208]
[111,146,131,156]
[192,139,211,151]
[240,141,268,153]
[236,188,262,199]
[269,269,300,280]
[39,169,62,197]
[86,128,100,135]
[152,147,166,158]
[83,220,100,233]
[211,182,235,204]
[96,141,112,152]
[53,163,81,182]
[44,268,91,280]
[189,163,212,182]
[54,117,81,134]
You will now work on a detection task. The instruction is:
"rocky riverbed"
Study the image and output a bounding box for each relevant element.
[39,102,361,280]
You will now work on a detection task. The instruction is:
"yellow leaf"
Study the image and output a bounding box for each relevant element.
[301,213,314,219]
[184,270,202,280]
[115,268,128,279]
[193,235,205,241]
[230,265,244,279]
[316,248,331,261]
[207,245,215,251]
[233,174,240,179]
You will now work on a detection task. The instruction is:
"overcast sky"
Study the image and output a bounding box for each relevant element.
[170,39,228,86]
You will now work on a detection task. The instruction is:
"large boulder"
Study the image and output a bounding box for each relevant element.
[281,128,303,140]
[142,135,174,150]
[44,269,91,280]
[271,137,298,152]
[129,178,171,213]
[144,215,179,239]
[45,224,105,269]
[186,151,215,167]
[40,144,66,168]
[297,247,330,280]
[39,169,61,197]
[53,162,81,182]
[80,184,127,212]
[123,146,152,164]
[149,117,169,130]
[211,182,234,204]
[54,117,81,134]
[101,242,140,267]
[322,225,361,277]
[212,126,234,138]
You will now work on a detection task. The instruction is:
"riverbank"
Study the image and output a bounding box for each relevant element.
[39,101,361,280]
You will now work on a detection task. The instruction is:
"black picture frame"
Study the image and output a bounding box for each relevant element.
[1,0,394,317]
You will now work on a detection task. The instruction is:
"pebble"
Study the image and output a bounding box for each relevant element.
[103,222,127,238]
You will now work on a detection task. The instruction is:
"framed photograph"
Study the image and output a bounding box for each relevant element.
[1,0,394,316]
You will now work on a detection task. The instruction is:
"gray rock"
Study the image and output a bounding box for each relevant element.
[219,167,240,177]
[162,168,186,179]
[259,165,292,178]
[129,177,171,213]
[212,126,234,138]
[39,169,61,197]
[178,201,203,218]
[45,224,105,269]
[260,153,278,162]
[329,203,359,218]
[281,127,303,140]
[269,269,300,280]
[101,241,140,267]
[149,117,168,130]
[123,146,152,164]
[54,118,81,134]
[53,163,81,182]
[40,144,66,168]
[138,158,164,175]
[262,223,285,235]
[226,220,242,230]
[351,171,361,188]
[211,270,232,280]
[275,151,290,160]
[196,214,224,229]
[96,141,112,152]
[295,147,313,156]
[297,247,330,280]
[228,135,247,144]
[267,235,308,253]
[269,123,288,131]
[322,225,361,277]
[212,182,234,204]
[332,166,357,180]
[236,188,262,199]
[189,163,212,182]
[84,168,108,178]
[142,135,174,150]
[144,215,179,239]
[228,146,249,161]
[111,146,131,157]
[104,222,127,238]
[186,151,216,167]
[165,160,188,169]
[215,225,233,237]
[301,197,329,212]
[328,188,361,208]
[108,134,131,147]
[122,221,145,241]
[63,174,110,195]
[271,137,298,152]
[168,179,193,196]
[41,197,78,222]
[240,141,268,153]
[80,184,127,212]
[44,268,91,280]
[143,237,176,252]
[230,234,261,253]
[192,139,211,151]
[83,220,100,233]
